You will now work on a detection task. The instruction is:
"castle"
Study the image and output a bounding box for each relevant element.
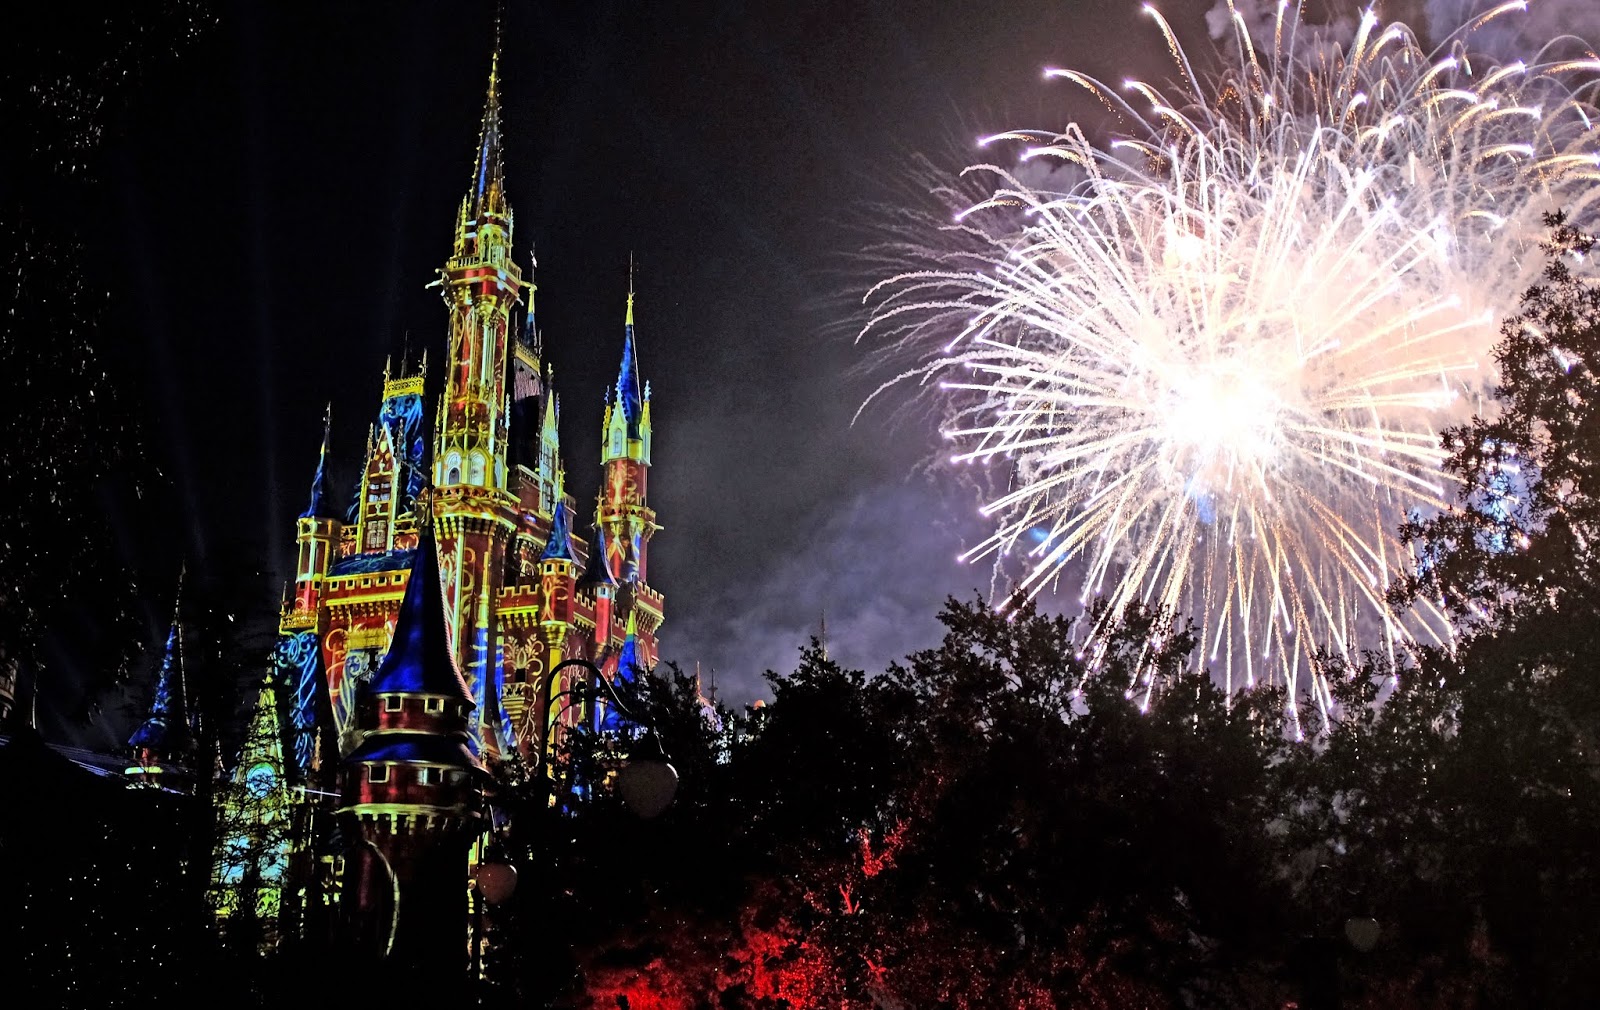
[127,36,667,959]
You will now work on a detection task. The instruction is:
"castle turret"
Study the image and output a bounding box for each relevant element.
[292,408,342,619]
[598,609,642,733]
[600,286,658,588]
[339,526,486,964]
[595,284,665,674]
[536,502,579,743]
[579,515,618,654]
[128,591,194,788]
[431,39,523,759]
[536,382,565,517]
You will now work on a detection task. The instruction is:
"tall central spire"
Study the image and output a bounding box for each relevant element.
[432,16,525,760]
[470,20,507,220]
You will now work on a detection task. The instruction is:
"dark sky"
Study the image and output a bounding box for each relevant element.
[93,0,1242,735]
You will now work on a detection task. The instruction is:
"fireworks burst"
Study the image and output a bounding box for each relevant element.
[862,1,1600,729]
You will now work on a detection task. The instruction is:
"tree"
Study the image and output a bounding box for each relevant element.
[477,602,1303,1009]
[1379,213,1600,1004]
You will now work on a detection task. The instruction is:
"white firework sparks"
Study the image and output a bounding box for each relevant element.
[862,1,1600,730]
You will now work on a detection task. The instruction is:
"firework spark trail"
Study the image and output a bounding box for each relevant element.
[862,1,1600,733]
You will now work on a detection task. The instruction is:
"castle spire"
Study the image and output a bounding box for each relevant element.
[618,608,640,681]
[540,500,576,562]
[521,246,540,355]
[615,280,643,437]
[367,528,472,704]
[432,17,525,759]
[578,518,618,589]
[598,609,642,733]
[469,19,506,221]
[534,377,564,514]
[541,384,560,459]
[301,404,337,520]
[603,277,648,466]
[128,575,193,766]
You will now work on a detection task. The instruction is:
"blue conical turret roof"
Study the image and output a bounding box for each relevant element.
[578,520,618,589]
[616,610,641,684]
[612,291,644,439]
[541,501,577,562]
[301,407,337,520]
[598,612,642,733]
[129,617,192,758]
[367,528,473,704]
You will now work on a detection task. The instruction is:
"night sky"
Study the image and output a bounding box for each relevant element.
[83,0,1536,740]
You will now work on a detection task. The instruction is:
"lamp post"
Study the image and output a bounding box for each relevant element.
[536,657,679,818]
[469,657,678,988]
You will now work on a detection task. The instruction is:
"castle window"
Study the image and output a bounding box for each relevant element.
[424,697,443,713]
[367,764,389,783]
[384,696,403,712]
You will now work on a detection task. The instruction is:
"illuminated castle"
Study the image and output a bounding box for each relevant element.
[205,38,665,955]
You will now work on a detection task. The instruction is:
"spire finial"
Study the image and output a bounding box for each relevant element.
[626,253,635,327]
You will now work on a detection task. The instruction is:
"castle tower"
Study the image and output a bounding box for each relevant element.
[127,587,194,789]
[431,40,524,759]
[339,526,486,964]
[599,285,664,663]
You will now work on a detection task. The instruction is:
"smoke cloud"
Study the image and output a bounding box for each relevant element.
[1205,1,1360,60]
[660,478,989,705]
[1424,0,1600,58]
[1207,1,1598,61]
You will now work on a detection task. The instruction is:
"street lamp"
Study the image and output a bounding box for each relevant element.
[536,657,679,818]
[469,657,678,982]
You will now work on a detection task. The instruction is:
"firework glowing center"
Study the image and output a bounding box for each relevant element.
[1161,365,1283,490]
[866,1,1600,728]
